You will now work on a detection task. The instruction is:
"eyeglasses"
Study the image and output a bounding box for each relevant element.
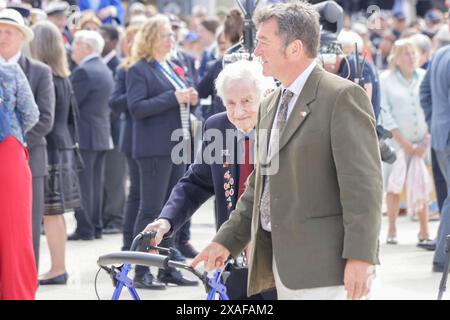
[159,32,176,40]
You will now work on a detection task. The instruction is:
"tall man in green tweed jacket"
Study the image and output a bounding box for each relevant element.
[192,1,383,300]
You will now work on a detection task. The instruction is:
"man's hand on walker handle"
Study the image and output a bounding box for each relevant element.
[191,242,231,271]
[344,259,375,300]
[143,219,171,248]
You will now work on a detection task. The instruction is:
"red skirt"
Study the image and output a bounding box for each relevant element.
[0,136,37,300]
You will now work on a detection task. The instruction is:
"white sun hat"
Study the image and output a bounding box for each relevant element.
[0,8,34,42]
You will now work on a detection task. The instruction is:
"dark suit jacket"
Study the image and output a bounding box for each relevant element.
[109,66,131,155]
[159,112,240,232]
[19,55,55,177]
[46,76,76,151]
[70,56,114,151]
[127,59,190,158]
[106,55,120,78]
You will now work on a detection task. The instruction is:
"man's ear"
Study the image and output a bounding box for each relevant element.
[288,39,304,58]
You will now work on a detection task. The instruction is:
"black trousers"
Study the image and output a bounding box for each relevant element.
[102,147,127,229]
[74,150,106,237]
[134,156,186,276]
[122,156,140,251]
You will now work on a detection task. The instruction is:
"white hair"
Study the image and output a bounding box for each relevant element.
[337,30,364,51]
[74,30,105,54]
[215,60,275,102]
[410,34,432,54]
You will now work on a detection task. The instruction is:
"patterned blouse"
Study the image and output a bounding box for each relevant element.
[0,63,39,146]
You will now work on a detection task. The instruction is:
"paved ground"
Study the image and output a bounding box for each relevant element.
[36,199,446,300]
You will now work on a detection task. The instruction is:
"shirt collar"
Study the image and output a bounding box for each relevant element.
[282,60,317,97]
[0,52,22,64]
[102,50,117,65]
[236,128,255,142]
[395,69,419,86]
[80,53,99,66]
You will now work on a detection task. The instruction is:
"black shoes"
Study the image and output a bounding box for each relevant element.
[177,241,199,259]
[39,273,69,285]
[133,273,166,290]
[170,248,187,262]
[103,226,122,235]
[95,231,103,239]
[417,239,436,251]
[158,268,199,286]
[67,232,94,241]
[433,263,445,273]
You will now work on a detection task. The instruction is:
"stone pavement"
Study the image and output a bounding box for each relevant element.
[36,199,446,300]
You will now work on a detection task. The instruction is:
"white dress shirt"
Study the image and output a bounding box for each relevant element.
[0,52,22,64]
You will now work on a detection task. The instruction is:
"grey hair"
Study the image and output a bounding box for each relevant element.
[253,1,320,58]
[409,34,431,54]
[215,60,275,103]
[338,30,363,52]
[74,30,105,54]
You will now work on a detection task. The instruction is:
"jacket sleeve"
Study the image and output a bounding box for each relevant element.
[126,65,179,119]
[14,65,39,133]
[25,64,55,148]
[331,84,382,265]
[379,75,398,131]
[159,120,216,235]
[70,67,91,108]
[197,60,222,99]
[109,68,128,114]
[419,62,432,128]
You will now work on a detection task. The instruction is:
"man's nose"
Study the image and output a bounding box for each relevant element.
[234,103,245,117]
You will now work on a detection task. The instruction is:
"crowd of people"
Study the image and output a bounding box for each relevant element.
[1,0,450,300]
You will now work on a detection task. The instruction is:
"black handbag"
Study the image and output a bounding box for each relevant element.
[69,91,85,171]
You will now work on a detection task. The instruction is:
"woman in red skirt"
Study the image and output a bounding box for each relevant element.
[0,63,40,300]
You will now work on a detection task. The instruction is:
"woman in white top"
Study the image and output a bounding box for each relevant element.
[380,38,431,245]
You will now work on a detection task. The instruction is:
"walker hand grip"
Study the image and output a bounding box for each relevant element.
[97,252,169,269]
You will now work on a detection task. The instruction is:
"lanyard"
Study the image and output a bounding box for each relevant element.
[154,61,186,89]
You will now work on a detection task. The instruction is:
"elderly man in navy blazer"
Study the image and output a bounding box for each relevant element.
[143,60,276,299]
[68,30,114,240]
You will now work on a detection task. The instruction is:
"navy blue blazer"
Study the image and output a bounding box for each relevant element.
[127,59,190,158]
[159,112,245,233]
[70,56,114,151]
[109,66,132,155]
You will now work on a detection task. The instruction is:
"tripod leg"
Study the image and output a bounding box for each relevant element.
[437,235,450,300]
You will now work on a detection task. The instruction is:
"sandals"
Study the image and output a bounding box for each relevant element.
[386,236,398,245]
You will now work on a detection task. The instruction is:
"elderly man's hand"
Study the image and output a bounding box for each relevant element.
[191,242,230,271]
[143,219,171,246]
[344,259,375,300]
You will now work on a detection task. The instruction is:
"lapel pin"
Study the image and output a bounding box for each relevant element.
[300,111,308,117]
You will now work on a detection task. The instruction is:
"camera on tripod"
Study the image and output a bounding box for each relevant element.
[223,0,259,65]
